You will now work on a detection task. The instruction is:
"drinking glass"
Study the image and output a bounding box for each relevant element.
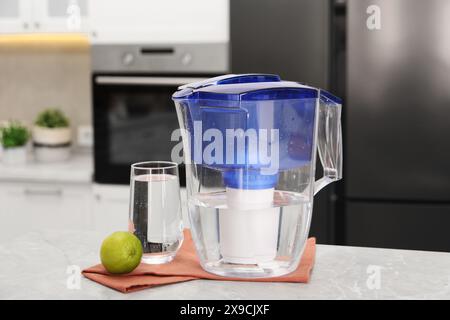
[129,161,183,264]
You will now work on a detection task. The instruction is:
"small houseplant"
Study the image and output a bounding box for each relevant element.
[33,108,72,162]
[0,121,30,165]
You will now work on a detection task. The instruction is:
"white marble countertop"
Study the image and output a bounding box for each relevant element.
[0,149,93,183]
[1,229,450,300]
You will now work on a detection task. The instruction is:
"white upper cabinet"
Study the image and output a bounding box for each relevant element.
[32,0,90,33]
[88,0,229,44]
[0,0,32,33]
[0,0,90,34]
[0,0,229,41]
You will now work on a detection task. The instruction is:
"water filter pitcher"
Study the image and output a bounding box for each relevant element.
[172,74,342,278]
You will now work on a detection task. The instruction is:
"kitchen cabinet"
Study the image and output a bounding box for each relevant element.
[0,182,130,243]
[0,181,92,243]
[0,0,89,34]
[88,0,229,44]
[33,0,89,33]
[1,0,226,39]
[0,0,32,33]
[0,147,188,243]
[91,184,130,238]
[91,184,190,238]
[0,180,189,243]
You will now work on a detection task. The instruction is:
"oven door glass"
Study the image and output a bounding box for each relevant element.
[94,76,206,185]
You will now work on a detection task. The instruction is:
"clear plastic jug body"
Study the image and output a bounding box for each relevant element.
[173,79,342,278]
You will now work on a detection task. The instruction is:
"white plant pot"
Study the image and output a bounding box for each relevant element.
[33,126,72,163]
[2,146,27,165]
[33,126,71,145]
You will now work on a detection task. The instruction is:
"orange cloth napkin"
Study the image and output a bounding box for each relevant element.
[83,230,316,293]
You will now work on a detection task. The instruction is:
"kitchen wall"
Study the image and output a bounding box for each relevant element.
[0,38,91,140]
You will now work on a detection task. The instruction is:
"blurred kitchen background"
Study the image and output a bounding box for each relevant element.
[0,0,449,251]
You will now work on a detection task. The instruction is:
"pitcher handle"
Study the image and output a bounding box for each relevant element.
[314,90,343,195]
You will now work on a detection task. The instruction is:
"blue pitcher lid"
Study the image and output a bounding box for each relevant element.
[172,74,322,101]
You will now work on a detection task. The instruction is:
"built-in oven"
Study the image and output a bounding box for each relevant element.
[92,43,229,185]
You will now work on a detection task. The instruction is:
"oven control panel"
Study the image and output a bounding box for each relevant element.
[92,43,229,73]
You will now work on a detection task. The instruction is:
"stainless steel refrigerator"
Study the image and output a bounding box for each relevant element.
[342,0,450,251]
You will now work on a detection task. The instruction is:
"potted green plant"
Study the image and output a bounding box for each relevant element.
[33,108,71,162]
[0,121,30,165]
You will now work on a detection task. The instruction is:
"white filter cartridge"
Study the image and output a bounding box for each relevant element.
[219,187,280,264]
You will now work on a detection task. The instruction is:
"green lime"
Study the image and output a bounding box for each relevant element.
[100,231,143,274]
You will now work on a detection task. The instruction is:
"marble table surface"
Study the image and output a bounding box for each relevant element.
[1,229,450,300]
